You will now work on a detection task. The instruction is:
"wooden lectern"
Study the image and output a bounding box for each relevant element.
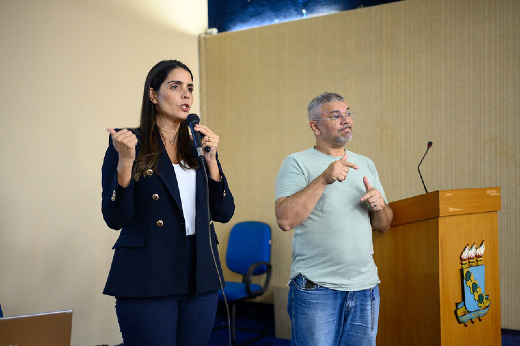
[373,187,501,346]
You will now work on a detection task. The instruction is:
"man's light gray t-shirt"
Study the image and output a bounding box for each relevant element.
[275,147,387,291]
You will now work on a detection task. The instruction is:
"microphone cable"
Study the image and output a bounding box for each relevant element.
[198,147,232,346]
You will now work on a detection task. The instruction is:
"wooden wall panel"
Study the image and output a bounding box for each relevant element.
[199,0,520,329]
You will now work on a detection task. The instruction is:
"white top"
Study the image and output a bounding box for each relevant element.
[173,163,197,236]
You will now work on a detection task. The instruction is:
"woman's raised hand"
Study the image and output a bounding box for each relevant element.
[107,128,137,187]
[107,128,138,163]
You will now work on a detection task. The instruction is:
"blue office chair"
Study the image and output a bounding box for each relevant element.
[217,221,272,346]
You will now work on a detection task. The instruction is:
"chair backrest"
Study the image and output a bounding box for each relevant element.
[226,221,271,275]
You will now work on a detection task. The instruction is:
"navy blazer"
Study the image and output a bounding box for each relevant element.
[101,130,235,297]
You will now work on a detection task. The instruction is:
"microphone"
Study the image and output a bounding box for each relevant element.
[186,113,210,157]
[418,141,433,193]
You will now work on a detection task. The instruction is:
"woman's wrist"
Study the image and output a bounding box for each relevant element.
[207,161,221,181]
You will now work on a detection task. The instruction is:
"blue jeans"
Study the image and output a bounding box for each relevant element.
[288,274,380,346]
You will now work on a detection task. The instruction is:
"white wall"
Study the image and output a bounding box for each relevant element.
[0,1,207,344]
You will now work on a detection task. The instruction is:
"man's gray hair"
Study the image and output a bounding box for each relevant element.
[307,92,345,121]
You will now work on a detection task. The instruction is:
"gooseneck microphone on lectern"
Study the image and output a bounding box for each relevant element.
[418,141,433,193]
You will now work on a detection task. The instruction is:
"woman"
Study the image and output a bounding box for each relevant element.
[101,60,235,345]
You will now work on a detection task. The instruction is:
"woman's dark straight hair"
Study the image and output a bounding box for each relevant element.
[133,60,197,180]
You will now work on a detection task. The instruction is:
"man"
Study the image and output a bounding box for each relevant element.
[275,92,393,346]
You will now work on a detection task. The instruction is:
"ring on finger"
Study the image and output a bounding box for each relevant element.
[373,202,377,208]
[207,137,212,142]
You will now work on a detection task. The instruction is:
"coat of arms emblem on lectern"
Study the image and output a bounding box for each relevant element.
[455,241,491,325]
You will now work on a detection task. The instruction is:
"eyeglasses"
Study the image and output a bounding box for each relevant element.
[314,111,357,123]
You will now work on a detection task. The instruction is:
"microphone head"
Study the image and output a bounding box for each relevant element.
[427,141,433,148]
[186,113,200,126]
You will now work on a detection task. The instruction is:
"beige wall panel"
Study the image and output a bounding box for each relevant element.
[200,0,520,328]
[0,0,207,345]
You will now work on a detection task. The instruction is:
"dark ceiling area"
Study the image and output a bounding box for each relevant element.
[208,0,401,33]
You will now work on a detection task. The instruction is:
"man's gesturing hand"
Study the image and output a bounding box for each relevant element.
[322,152,359,184]
[361,176,385,211]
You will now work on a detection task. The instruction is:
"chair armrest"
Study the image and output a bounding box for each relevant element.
[244,261,272,296]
